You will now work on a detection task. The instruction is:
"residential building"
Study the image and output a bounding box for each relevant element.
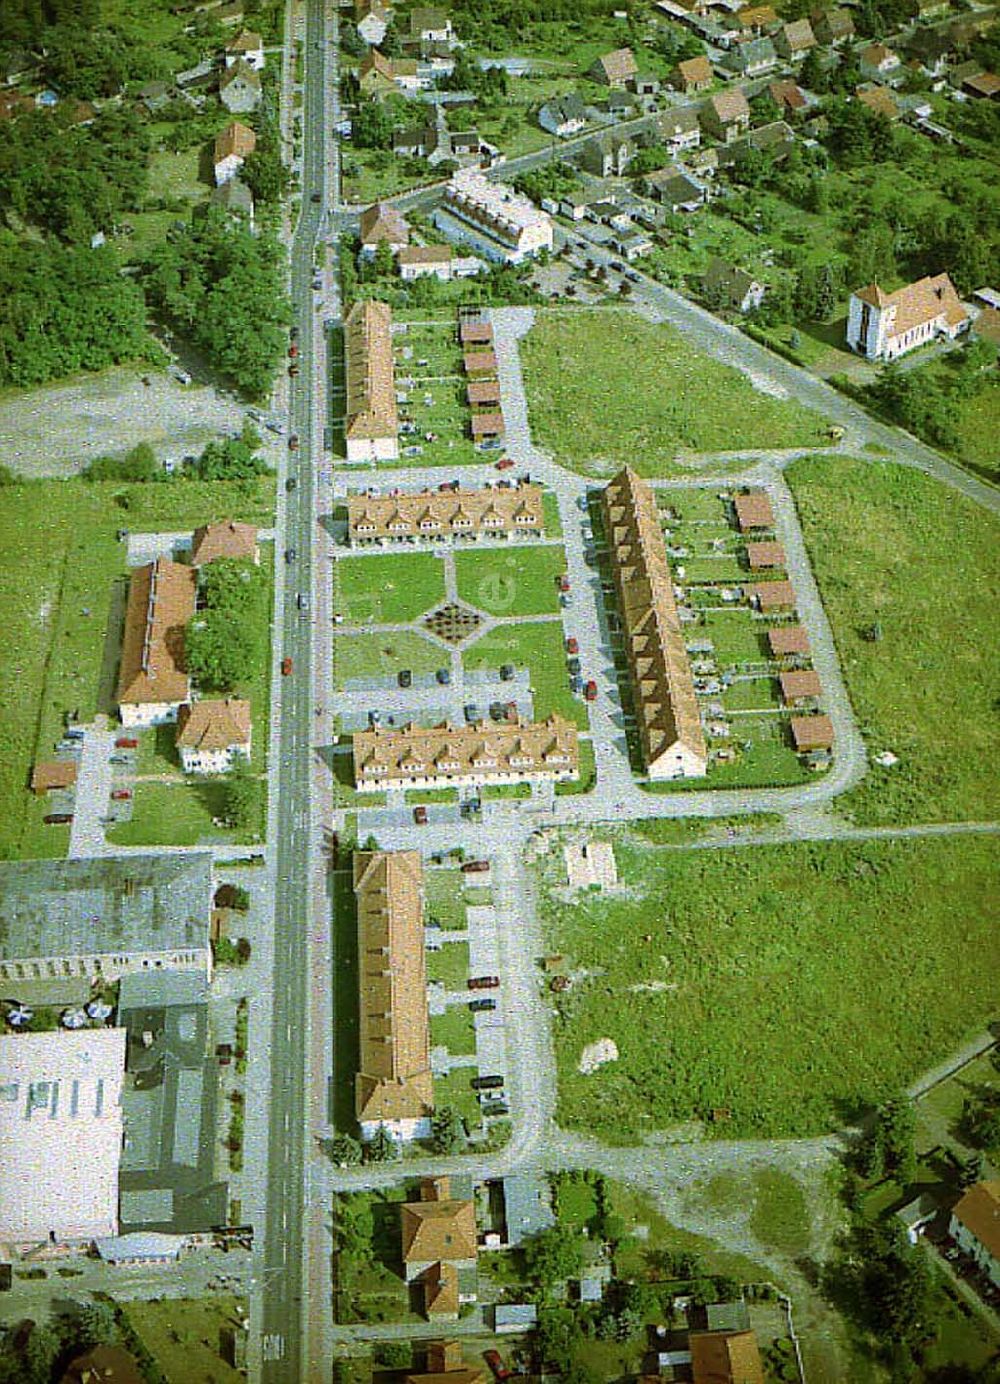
[612,227,654,260]
[437,171,553,263]
[459,321,493,347]
[656,106,702,150]
[213,120,256,185]
[723,34,778,75]
[494,1304,538,1333]
[846,273,969,361]
[604,88,639,118]
[746,540,785,569]
[402,1177,478,1319]
[117,558,197,727]
[734,490,774,531]
[360,49,422,97]
[768,625,810,658]
[538,92,588,137]
[399,244,454,280]
[357,0,389,45]
[949,1181,1000,1287]
[689,1328,764,1384]
[672,55,714,92]
[751,580,796,611]
[790,713,834,752]
[410,6,454,43]
[855,85,901,121]
[0,853,214,984]
[344,298,399,462]
[219,58,261,112]
[963,71,1000,99]
[463,349,497,376]
[768,79,807,114]
[973,306,1000,348]
[725,3,779,35]
[0,1028,126,1244]
[701,87,751,141]
[859,42,901,82]
[502,1174,555,1245]
[601,467,708,779]
[210,177,254,226]
[590,47,638,87]
[774,17,817,59]
[470,412,505,443]
[190,518,259,566]
[360,200,411,256]
[353,715,580,791]
[811,6,855,44]
[224,28,264,69]
[719,118,796,169]
[137,79,172,114]
[466,379,502,408]
[407,1341,485,1384]
[175,698,251,774]
[645,168,707,212]
[353,851,434,1142]
[633,71,660,95]
[579,131,633,177]
[704,257,767,313]
[780,669,822,706]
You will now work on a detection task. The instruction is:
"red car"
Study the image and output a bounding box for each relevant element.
[282,657,294,676]
[413,805,428,825]
[495,457,514,471]
[288,434,300,450]
[565,636,579,655]
[468,975,500,990]
[558,573,571,592]
[115,736,138,750]
[584,679,598,701]
[484,1351,511,1382]
[288,343,299,358]
[111,789,132,801]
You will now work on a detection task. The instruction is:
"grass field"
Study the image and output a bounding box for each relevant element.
[425,940,470,990]
[425,867,469,930]
[123,1296,246,1383]
[333,630,446,687]
[788,456,1000,823]
[543,835,999,1141]
[334,552,446,624]
[521,310,831,475]
[433,1066,482,1130]
[430,1003,476,1055]
[464,621,585,727]
[454,544,564,617]
[106,779,261,847]
[0,476,274,860]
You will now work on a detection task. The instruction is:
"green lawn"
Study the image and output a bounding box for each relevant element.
[333,630,445,687]
[454,544,564,617]
[430,1003,476,1055]
[684,1170,812,1259]
[0,476,274,860]
[542,490,563,538]
[543,835,999,1141]
[788,456,1000,824]
[334,552,446,623]
[464,620,585,728]
[123,1297,246,1383]
[522,309,831,475]
[424,868,468,930]
[433,1067,482,1131]
[555,737,596,795]
[425,940,470,990]
[106,779,261,847]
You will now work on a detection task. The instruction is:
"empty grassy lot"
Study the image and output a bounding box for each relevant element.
[430,1003,476,1055]
[106,779,261,848]
[542,834,999,1141]
[464,620,585,727]
[454,544,564,617]
[334,552,446,624]
[788,456,1000,824]
[0,476,274,860]
[123,1296,246,1383]
[425,939,470,990]
[425,867,469,930]
[333,629,445,687]
[521,309,830,475]
[433,1067,482,1131]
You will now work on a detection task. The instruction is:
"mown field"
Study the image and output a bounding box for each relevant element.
[543,835,1000,1141]
[0,476,274,860]
[521,309,831,475]
[788,456,1000,824]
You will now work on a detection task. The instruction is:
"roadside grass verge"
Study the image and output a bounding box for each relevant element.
[334,551,446,624]
[521,309,831,476]
[454,544,564,617]
[542,835,999,1141]
[787,456,1000,824]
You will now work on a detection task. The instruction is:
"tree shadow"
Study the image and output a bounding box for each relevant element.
[96,575,128,716]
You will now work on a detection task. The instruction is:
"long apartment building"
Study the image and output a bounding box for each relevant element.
[353,714,579,792]
[347,482,543,546]
[353,850,434,1142]
[437,170,553,263]
[344,297,399,462]
[117,558,197,727]
[602,467,708,779]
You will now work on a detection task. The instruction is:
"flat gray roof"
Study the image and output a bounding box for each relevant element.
[0,853,212,962]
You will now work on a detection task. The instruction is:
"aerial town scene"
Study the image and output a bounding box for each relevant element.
[0,0,997,1380]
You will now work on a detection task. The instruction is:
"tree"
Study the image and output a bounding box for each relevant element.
[83,442,160,482]
[535,1307,585,1367]
[374,1341,411,1368]
[795,262,841,321]
[242,118,290,205]
[352,100,396,150]
[430,1105,467,1153]
[523,1225,586,1289]
[333,1191,373,1255]
[221,756,263,833]
[958,1151,985,1188]
[365,1124,400,1162]
[191,435,269,481]
[373,237,395,278]
[69,1301,119,1350]
[186,612,255,689]
[329,1133,363,1166]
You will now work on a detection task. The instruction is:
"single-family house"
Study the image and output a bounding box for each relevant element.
[859,42,902,82]
[725,3,779,35]
[175,58,218,91]
[357,0,389,45]
[360,49,421,97]
[723,35,778,74]
[470,412,505,444]
[704,257,767,312]
[579,130,633,177]
[846,273,969,360]
[176,698,252,774]
[701,87,751,142]
[811,6,855,44]
[689,1328,764,1384]
[398,244,454,280]
[752,580,796,611]
[538,92,587,137]
[633,71,661,95]
[774,17,817,60]
[963,71,1000,99]
[224,29,264,71]
[613,227,655,260]
[402,1177,478,1320]
[720,117,796,169]
[645,168,707,212]
[31,761,78,796]
[790,713,834,753]
[406,1341,485,1384]
[213,120,256,185]
[746,540,785,569]
[948,1181,1000,1287]
[190,519,259,567]
[768,79,807,115]
[359,200,411,256]
[590,47,639,87]
[855,84,901,121]
[768,625,810,659]
[219,58,262,112]
[672,54,714,93]
[137,80,172,114]
[210,177,254,226]
[410,6,454,44]
[656,106,702,150]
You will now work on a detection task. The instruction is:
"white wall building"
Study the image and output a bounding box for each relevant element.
[436,171,553,264]
[846,273,970,361]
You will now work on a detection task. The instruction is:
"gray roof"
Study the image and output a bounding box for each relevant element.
[705,1300,751,1332]
[724,36,777,70]
[495,1303,537,1326]
[544,93,586,123]
[211,177,254,214]
[119,968,209,1010]
[503,1174,555,1245]
[0,854,213,964]
[657,107,700,136]
[95,1232,183,1261]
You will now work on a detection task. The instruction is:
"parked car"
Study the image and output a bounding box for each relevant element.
[436,667,451,685]
[413,805,428,825]
[504,701,518,722]
[558,573,571,592]
[469,998,496,1013]
[297,592,309,612]
[495,457,514,471]
[285,476,297,492]
[288,344,299,359]
[310,191,322,203]
[483,1349,511,1382]
[282,657,293,676]
[468,976,500,990]
[482,1099,509,1116]
[489,702,505,722]
[584,679,598,701]
[567,656,581,676]
[398,669,412,688]
[44,813,73,825]
[626,269,641,283]
[566,636,579,655]
[110,789,132,801]
[115,737,138,750]
[499,664,515,681]
[288,434,299,450]
[288,363,299,377]
[285,547,297,563]
[471,1073,504,1089]
[462,860,489,874]
[464,704,480,722]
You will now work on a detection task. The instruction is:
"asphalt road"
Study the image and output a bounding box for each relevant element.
[259,0,328,1377]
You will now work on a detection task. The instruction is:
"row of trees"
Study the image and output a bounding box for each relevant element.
[186,555,269,694]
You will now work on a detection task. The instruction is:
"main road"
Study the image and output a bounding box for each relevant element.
[259,0,330,1377]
